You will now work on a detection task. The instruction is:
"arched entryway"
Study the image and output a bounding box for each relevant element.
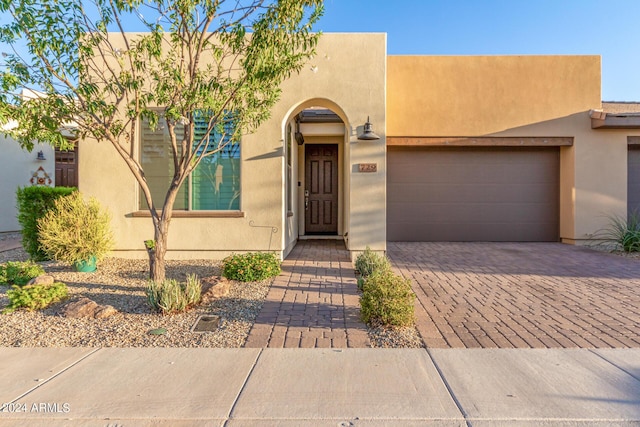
[282,99,351,257]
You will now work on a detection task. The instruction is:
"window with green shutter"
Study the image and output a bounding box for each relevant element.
[139,111,240,211]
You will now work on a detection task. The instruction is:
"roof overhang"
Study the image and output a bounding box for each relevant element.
[590,109,640,129]
[386,137,573,147]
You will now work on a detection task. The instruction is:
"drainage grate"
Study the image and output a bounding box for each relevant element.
[191,315,220,333]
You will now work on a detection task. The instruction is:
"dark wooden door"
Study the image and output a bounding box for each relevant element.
[305,144,338,234]
[55,145,78,188]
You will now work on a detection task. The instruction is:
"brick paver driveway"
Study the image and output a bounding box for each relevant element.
[388,242,640,349]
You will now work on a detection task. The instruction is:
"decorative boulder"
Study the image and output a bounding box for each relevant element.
[94,304,118,319]
[201,276,231,303]
[26,275,55,286]
[60,297,118,319]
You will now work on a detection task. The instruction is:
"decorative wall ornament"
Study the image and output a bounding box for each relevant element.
[30,166,52,186]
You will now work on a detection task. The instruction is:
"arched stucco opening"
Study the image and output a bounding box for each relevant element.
[281,98,352,257]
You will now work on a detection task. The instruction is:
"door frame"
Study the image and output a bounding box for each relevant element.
[298,140,344,237]
[304,143,339,235]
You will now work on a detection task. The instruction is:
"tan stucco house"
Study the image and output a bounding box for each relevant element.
[50,34,640,258]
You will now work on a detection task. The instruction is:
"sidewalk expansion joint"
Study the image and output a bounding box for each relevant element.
[10,347,102,403]
[424,348,472,427]
[224,348,264,424]
[589,349,640,383]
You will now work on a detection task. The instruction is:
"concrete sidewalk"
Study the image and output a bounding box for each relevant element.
[1,348,639,426]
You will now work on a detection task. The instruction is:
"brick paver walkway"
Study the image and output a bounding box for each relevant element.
[389,242,640,349]
[244,240,370,348]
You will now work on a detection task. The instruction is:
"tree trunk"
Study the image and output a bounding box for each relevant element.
[146,219,169,282]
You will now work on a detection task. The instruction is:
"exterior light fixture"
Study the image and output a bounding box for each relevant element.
[357,116,380,140]
[295,115,304,145]
[36,150,46,161]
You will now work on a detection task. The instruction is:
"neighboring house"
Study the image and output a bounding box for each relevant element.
[72,33,639,259]
[0,134,56,233]
[0,91,79,234]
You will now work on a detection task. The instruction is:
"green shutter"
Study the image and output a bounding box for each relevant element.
[191,113,240,210]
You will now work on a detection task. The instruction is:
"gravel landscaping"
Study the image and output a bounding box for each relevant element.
[0,248,270,347]
[1,240,425,349]
[368,324,424,348]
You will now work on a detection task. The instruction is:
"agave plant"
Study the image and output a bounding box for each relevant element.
[598,211,640,252]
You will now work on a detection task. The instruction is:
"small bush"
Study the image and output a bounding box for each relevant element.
[147,274,202,314]
[0,261,45,286]
[599,212,640,252]
[3,282,68,314]
[360,269,415,327]
[222,252,281,282]
[355,247,391,278]
[37,192,114,264]
[16,186,77,260]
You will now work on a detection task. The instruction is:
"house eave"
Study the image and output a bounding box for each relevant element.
[590,109,640,129]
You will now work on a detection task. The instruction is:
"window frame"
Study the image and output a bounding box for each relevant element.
[137,109,243,215]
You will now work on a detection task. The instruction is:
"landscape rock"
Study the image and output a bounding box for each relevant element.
[61,297,118,319]
[201,276,231,303]
[26,275,55,286]
[94,304,118,319]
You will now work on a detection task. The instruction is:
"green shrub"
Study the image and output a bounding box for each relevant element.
[0,261,45,286]
[2,282,68,313]
[355,246,391,278]
[222,252,281,282]
[147,274,202,314]
[360,269,415,327]
[37,192,114,264]
[599,212,640,252]
[16,186,77,260]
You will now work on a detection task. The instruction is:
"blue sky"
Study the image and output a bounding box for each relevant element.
[2,1,639,101]
[316,0,640,101]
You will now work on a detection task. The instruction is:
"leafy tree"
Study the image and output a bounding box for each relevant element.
[0,0,323,281]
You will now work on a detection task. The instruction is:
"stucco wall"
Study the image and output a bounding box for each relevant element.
[0,135,55,232]
[386,54,636,243]
[387,55,601,136]
[79,33,387,259]
[276,34,387,254]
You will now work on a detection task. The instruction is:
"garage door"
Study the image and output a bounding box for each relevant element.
[628,145,640,218]
[387,146,559,241]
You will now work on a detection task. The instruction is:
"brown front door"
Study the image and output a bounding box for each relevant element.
[305,144,338,235]
[55,145,78,188]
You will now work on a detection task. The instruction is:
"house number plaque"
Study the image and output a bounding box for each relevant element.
[359,163,377,173]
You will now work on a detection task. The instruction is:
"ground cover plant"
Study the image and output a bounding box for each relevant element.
[0,261,45,286]
[3,282,68,314]
[147,274,202,314]
[223,253,281,282]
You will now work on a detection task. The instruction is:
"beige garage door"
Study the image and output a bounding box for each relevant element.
[387,146,560,241]
[628,146,640,217]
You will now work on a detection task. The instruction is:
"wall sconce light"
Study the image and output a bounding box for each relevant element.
[36,150,46,161]
[295,115,304,145]
[357,116,380,140]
